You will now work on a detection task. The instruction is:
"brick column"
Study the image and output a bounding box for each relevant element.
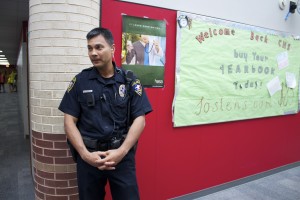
[28,0,100,199]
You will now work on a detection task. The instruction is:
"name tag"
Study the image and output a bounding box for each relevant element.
[83,90,93,93]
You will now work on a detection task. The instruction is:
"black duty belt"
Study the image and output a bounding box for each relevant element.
[82,135,126,151]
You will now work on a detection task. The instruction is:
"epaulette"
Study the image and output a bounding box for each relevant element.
[117,67,134,83]
[82,67,93,72]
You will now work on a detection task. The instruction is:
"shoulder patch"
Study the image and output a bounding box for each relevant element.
[132,79,142,96]
[82,67,93,72]
[67,77,76,93]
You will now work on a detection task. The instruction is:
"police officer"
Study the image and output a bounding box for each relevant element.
[58,27,152,200]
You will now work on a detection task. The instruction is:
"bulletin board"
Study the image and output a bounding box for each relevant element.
[173,11,300,127]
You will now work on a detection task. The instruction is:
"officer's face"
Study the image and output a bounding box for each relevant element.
[87,35,115,69]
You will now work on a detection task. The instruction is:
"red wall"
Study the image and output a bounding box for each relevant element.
[102,1,300,199]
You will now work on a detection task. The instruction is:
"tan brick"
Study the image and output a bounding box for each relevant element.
[32,113,43,123]
[79,23,97,32]
[30,81,42,89]
[50,4,79,13]
[52,90,66,99]
[43,124,53,132]
[30,21,53,31]
[38,30,65,38]
[41,13,67,21]
[41,82,67,90]
[67,164,77,173]
[52,38,80,47]
[31,98,41,106]
[28,29,41,39]
[64,48,85,56]
[52,125,64,133]
[68,13,92,24]
[54,165,69,173]
[41,0,66,4]
[68,0,92,7]
[32,64,67,73]
[30,0,42,7]
[30,38,52,47]
[79,56,91,65]
[42,116,64,125]
[63,65,87,73]
[51,21,81,31]
[30,72,47,81]
[43,163,55,172]
[42,48,66,56]
[64,30,86,39]
[78,6,98,18]
[33,90,53,99]
[32,106,52,115]
[41,99,62,107]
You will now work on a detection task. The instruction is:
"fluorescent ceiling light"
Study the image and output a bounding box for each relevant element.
[0,58,7,60]
[0,55,5,57]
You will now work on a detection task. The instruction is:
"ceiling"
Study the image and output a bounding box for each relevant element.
[0,0,29,66]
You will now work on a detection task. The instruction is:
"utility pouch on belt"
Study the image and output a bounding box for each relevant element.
[67,139,78,163]
[82,135,126,151]
[110,137,123,149]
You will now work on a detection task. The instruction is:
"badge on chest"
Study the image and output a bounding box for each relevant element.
[119,84,126,98]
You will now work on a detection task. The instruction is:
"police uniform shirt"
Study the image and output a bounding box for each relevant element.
[58,64,152,139]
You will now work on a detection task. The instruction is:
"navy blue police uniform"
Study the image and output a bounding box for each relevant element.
[58,62,152,200]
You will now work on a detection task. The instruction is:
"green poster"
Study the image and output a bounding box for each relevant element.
[122,15,166,87]
[173,12,300,127]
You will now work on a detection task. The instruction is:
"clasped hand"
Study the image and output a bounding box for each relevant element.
[83,149,126,170]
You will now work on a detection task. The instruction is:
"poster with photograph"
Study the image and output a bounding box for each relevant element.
[122,15,166,87]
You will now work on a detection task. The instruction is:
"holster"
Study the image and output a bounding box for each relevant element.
[67,139,78,163]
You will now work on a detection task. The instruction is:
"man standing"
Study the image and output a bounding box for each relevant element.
[59,27,152,200]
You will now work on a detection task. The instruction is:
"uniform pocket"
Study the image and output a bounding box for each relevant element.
[111,96,129,122]
[78,91,100,107]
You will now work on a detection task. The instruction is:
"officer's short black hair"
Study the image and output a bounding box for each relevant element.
[86,27,114,46]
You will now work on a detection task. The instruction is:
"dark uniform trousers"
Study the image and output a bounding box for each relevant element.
[76,147,140,200]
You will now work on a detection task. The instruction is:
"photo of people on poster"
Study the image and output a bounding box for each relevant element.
[122,16,166,88]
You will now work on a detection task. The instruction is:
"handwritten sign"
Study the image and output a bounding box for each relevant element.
[173,12,300,127]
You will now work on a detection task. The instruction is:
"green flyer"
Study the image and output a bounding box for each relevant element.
[173,11,300,127]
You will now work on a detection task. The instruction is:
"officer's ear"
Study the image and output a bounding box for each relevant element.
[111,45,116,60]
[111,44,115,52]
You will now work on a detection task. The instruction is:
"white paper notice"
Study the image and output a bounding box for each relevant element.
[286,72,296,88]
[267,76,282,96]
[277,51,289,70]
